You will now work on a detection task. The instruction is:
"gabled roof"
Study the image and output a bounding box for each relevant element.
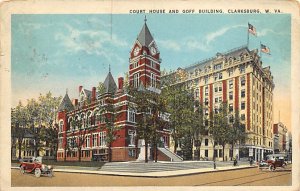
[83,89,92,98]
[103,71,117,94]
[58,93,74,112]
[137,23,154,47]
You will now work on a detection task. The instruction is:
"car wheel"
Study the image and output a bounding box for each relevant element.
[20,166,25,174]
[35,168,41,178]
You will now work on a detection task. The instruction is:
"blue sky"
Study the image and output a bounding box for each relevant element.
[11,14,291,128]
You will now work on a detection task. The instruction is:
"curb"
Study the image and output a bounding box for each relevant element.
[11,165,257,178]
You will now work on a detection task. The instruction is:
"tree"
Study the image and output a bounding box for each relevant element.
[161,85,194,157]
[11,102,26,159]
[191,101,206,160]
[37,92,61,159]
[129,87,156,163]
[101,97,122,162]
[97,82,106,94]
[228,110,247,161]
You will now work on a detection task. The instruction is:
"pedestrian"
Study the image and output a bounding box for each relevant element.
[249,157,253,166]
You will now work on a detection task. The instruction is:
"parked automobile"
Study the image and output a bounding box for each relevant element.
[258,154,287,171]
[19,157,53,177]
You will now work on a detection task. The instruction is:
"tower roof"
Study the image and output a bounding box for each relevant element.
[58,93,74,112]
[137,22,154,47]
[103,71,117,94]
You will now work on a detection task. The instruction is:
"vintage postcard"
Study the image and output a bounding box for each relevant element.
[0,0,299,190]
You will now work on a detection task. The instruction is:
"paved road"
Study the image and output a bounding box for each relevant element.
[11,165,292,186]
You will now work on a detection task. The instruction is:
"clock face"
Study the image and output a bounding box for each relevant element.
[134,47,140,56]
[150,47,157,55]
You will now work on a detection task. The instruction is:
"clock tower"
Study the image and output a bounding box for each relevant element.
[129,17,161,91]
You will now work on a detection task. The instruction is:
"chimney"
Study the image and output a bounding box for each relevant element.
[79,85,83,93]
[73,99,78,107]
[118,77,124,90]
[92,87,96,102]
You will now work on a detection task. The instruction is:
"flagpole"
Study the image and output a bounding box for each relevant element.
[259,41,262,58]
[247,22,249,48]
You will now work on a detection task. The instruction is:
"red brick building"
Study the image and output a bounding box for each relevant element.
[56,20,172,162]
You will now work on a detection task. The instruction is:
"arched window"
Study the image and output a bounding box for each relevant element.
[87,111,92,127]
[80,113,85,129]
[59,120,64,132]
[68,117,73,131]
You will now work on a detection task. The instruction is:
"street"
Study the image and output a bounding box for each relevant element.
[11,166,291,186]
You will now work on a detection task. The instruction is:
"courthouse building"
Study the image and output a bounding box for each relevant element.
[56,20,173,162]
[161,46,275,161]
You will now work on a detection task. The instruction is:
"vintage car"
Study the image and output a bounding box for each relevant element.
[19,157,53,177]
[258,154,287,171]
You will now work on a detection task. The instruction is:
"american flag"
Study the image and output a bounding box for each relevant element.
[261,44,270,54]
[248,23,257,36]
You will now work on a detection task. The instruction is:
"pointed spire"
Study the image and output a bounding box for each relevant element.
[109,64,111,73]
[66,88,68,95]
[58,92,74,112]
[137,18,154,47]
[103,70,117,94]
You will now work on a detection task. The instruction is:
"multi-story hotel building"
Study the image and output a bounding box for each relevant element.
[162,46,274,161]
[56,20,173,162]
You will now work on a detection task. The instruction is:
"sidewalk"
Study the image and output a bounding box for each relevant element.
[11,162,256,178]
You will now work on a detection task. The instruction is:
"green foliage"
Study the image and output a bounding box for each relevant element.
[97,82,106,94]
[161,85,195,156]
[11,92,61,158]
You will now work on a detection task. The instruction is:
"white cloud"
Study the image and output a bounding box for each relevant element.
[157,39,181,51]
[257,28,288,37]
[184,24,245,52]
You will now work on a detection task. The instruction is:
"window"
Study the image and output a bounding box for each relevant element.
[229,80,233,89]
[133,62,138,68]
[128,109,136,122]
[219,149,223,157]
[229,104,233,112]
[205,86,209,96]
[205,76,209,84]
[150,60,155,68]
[128,130,136,146]
[241,114,245,121]
[99,131,106,147]
[128,149,136,157]
[92,134,98,147]
[59,120,64,132]
[228,68,233,76]
[215,98,218,103]
[195,89,199,98]
[214,72,222,81]
[241,89,245,98]
[86,135,90,148]
[205,139,209,146]
[205,150,208,157]
[240,65,245,73]
[150,73,156,87]
[205,98,209,106]
[229,91,233,100]
[229,115,234,123]
[133,73,140,88]
[241,102,245,110]
[214,63,222,70]
[241,77,246,86]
